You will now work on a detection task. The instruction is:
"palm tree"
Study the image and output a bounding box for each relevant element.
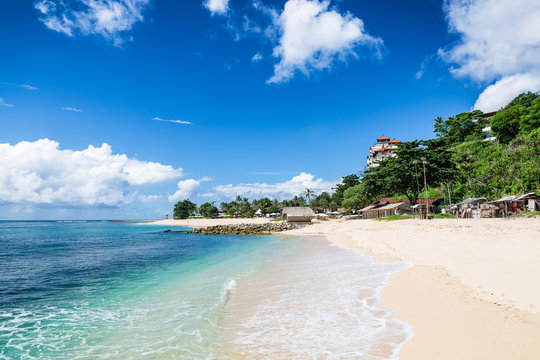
[304,188,314,203]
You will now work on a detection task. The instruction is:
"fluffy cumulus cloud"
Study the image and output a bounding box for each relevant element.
[267,0,382,84]
[440,0,540,110]
[168,177,213,203]
[207,172,336,200]
[0,139,182,206]
[204,0,230,16]
[35,0,150,45]
[474,73,540,112]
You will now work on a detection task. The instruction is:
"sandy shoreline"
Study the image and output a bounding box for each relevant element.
[153,217,540,359]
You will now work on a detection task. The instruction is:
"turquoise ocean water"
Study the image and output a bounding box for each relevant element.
[0,221,297,359]
[0,221,411,359]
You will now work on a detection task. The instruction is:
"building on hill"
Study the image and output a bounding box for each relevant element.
[367,136,400,168]
[473,111,498,141]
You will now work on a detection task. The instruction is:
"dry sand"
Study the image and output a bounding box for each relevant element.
[286,217,540,359]
[153,217,540,359]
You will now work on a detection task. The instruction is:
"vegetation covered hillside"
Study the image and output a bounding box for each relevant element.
[351,92,540,208]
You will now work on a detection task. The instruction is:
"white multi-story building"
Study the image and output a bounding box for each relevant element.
[474,111,498,141]
[366,136,400,168]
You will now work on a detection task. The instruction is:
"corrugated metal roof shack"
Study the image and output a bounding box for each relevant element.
[359,202,413,219]
[487,193,540,217]
[452,198,490,218]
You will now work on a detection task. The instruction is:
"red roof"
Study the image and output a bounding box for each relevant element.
[416,198,442,205]
[389,139,400,144]
[377,136,390,141]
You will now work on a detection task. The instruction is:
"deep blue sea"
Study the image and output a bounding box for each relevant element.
[0,221,412,359]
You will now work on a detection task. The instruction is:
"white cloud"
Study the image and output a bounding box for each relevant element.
[138,194,163,203]
[35,0,150,45]
[440,0,540,109]
[63,106,83,112]
[474,73,540,112]
[204,0,230,16]
[251,52,263,62]
[208,172,336,200]
[168,177,213,203]
[0,98,14,107]
[18,84,39,90]
[267,0,382,84]
[0,139,182,206]
[153,117,192,125]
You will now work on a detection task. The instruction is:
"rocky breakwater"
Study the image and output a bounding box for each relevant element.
[165,222,308,235]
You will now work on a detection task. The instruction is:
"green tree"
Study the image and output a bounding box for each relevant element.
[491,92,540,144]
[433,111,483,145]
[310,192,332,212]
[342,184,371,210]
[198,202,219,218]
[363,140,455,204]
[173,199,197,219]
[303,188,314,203]
[267,205,281,214]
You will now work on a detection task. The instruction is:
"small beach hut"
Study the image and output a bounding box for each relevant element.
[452,198,490,218]
[281,207,315,222]
[488,193,540,217]
[360,202,413,219]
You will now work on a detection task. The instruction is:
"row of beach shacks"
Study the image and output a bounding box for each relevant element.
[451,193,540,218]
[359,193,540,219]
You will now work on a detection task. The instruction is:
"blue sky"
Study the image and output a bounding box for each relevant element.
[1,0,539,219]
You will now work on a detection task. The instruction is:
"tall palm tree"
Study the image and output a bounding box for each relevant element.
[304,188,314,203]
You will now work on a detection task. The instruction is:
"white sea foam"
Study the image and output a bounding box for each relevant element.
[224,237,413,359]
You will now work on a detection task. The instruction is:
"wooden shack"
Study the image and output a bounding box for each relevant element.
[452,198,490,218]
[488,193,540,217]
[360,202,413,219]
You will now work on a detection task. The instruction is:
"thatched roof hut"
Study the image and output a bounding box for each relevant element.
[282,207,315,222]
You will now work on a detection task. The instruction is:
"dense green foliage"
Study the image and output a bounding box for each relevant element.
[198,202,219,218]
[341,92,540,206]
[491,92,540,144]
[173,199,197,219]
[363,92,540,203]
[362,140,456,204]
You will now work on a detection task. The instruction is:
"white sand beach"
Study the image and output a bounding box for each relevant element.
[154,217,540,359]
[286,217,540,359]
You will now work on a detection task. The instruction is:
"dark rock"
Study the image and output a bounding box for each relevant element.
[183,222,308,235]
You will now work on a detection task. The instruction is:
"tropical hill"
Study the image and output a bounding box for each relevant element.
[172,92,540,218]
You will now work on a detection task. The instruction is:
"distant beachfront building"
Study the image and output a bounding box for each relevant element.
[366,136,400,168]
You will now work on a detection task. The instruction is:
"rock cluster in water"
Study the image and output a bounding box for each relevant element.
[165,222,308,235]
